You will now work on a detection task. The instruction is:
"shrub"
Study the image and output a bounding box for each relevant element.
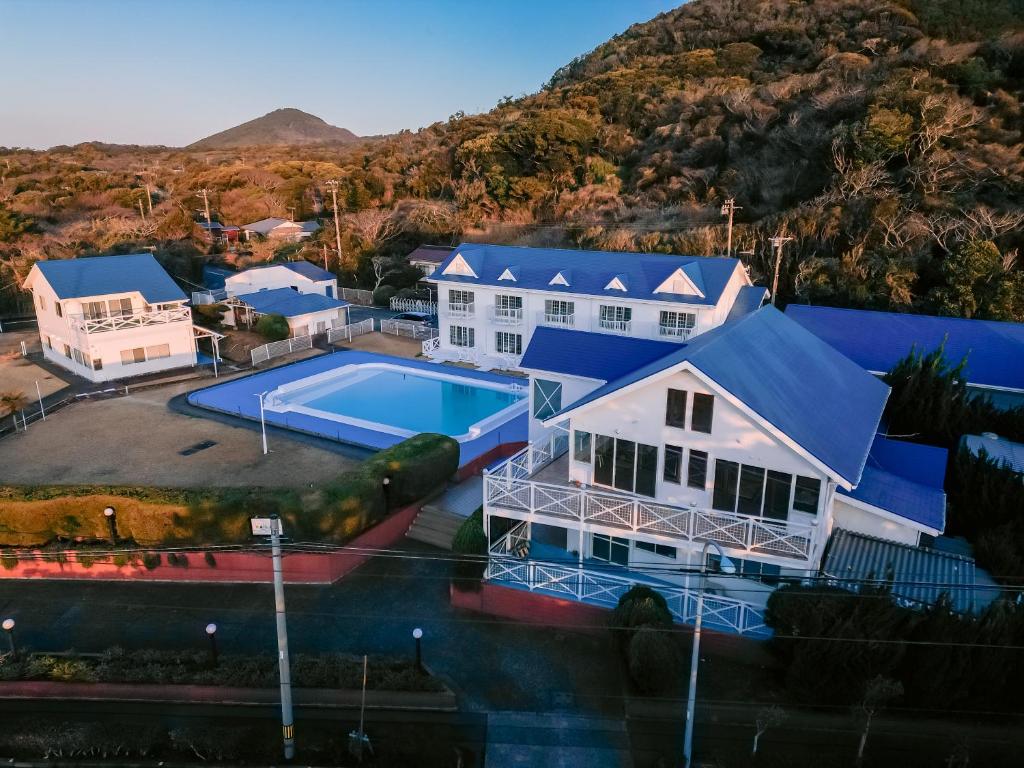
[0,552,17,570]
[611,585,672,647]
[142,552,161,570]
[451,508,487,584]
[111,553,130,567]
[193,303,227,325]
[372,285,398,306]
[204,551,217,567]
[254,313,290,341]
[628,626,678,695]
[363,432,460,507]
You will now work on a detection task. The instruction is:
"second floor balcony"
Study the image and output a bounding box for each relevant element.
[68,305,192,334]
[444,301,475,318]
[490,306,523,325]
[597,317,632,334]
[538,311,575,328]
[658,323,694,340]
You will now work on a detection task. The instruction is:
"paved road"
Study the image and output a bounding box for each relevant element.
[0,541,626,717]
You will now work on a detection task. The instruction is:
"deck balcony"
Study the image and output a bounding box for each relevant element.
[597,318,632,334]
[657,323,694,340]
[538,312,576,329]
[68,306,192,335]
[444,301,475,319]
[487,521,769,636]
[484,441,817,564]
[490,306,523,325]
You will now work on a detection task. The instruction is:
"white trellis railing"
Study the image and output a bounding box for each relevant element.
[69,306,192,334]
[380,319,439,340]
[326,318,374,344]
[483,544,768,636]
[422,336,441,356]
[484,460,815,562]
[500,423,570,481]
[390,297,437,315]
[250,334,312,366]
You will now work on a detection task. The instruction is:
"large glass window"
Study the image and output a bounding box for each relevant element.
[545,299,573,316]
[666,389,687,428]
[495,332,522,355]
[636,540,677,559]
[448,289,473,306]
[450,325,475,347]
[691,393,714,433]
[108,298,132,316]
[574,431,592,463]
[594,435,615,486]
[120,347,145,365]
[592,534,629,566]
[636,444,658,497]
[794,476,822,513]
[599,305,632,331]
[737,465,766,516]
[764,471,792,520]
[613,439,636,493]
[146,344,170,360]
[533,379,562,420]
[659,311,696,338]
[712,459,739,512]
[83,301,107,320]
[495,295,522,310]
[688,450,708,489]
[664,445,683,484]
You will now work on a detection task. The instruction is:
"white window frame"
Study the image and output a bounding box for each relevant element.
[449,325,475,348]
[494,331,522,356]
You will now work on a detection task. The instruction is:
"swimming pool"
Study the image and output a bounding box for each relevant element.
[266,363,526,439]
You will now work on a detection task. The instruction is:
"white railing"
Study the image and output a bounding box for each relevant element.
[500,423,570,481]
[380,319,439,340]
[327,318,374,344]
[390,297,437,315]
[445,302,475,318]
[598,318,632,334]
[68,306,192,334]
[539,312,575,328]
[484,549,767,635]
[658,324,694,340]
[250,334,312,366]
[422,336,441,356]
[490,307,523,325]
[191,289,227,305]
[484,470,815,561]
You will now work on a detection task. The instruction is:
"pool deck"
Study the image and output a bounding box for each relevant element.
[187,350,527,468]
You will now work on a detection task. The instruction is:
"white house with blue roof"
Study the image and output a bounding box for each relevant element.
[424,243,765,369]
[23,253,199,382]
[224,261,339,299]
[483,305,954,634]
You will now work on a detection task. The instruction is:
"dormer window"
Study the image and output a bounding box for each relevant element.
[498,266,519,282]
[442,253,478,278]
[653,266,705,298]
[604,275,628,291]
[549,271,571,287]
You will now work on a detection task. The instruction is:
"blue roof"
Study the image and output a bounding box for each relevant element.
[520,327,681,381]
[962,434,1024,475]
[235,288,348,317]
[784,305,1024,393]
[838,436,947,531]
[429,243,742,307]
[203,264,236,290]
[282,261,334,281]
[726,286,769,323]
[34,254,186,303]
[550,306,890,485]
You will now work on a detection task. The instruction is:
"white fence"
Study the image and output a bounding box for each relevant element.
[326,318,374,344]
[68,307,192,334]
[340,287,374,305]
[250,334,312,366]
[191,289,228,305]
[380,319,439,340]
[390,297,437,315]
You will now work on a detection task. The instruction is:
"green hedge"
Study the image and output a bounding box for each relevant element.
[0,434,459,548]
[611,585,678,695]
[452,507,487,583]
[254,313,289,341]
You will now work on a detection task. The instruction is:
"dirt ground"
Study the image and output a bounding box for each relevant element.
[332,331,425,358]
[0,379,359,488]
[0,329,68,400]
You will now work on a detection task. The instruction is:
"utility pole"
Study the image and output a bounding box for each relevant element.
[720,198,741,258]
[137,198,146,223]
[270,516,295,760]
[196,188,213,234]
[768,234,793,306]
[322,243,329,271]
[145,183,153,216]
[325,180,343,267]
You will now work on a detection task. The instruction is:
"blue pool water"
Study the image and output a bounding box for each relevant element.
[300,369,522,435]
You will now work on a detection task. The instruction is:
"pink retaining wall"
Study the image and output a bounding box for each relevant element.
[451,582,610,630]
[0,501,423,585]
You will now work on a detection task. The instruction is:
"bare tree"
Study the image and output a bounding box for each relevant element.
[345,209,404,251]
[854,675,903,766]
[752,705,787,757]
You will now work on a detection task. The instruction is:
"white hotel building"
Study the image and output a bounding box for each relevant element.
[423,243,767,368]
[24,253,203,382]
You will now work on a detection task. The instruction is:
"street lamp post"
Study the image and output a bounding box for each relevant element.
[382,477,392,512]
[683,540,727,768]
[206,623,219,667]
[255,392,268,455]
[2,618,15,658]
[103,506,118,542]
[412,627,423,672]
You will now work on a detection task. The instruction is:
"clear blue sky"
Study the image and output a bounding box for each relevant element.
[1,0,679,149]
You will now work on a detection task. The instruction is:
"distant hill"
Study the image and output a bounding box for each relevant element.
[188,108,359,149]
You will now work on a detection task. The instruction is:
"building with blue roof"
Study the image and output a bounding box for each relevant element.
[225,287,349,337]
[424,242,754,370]
[479,304,968,632]
[24,254,200,382]
[785,305,1024,410]
[225,261,339,301]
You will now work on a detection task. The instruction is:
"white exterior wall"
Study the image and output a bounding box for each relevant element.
[225,267,337,298]
[31,276,196,383]
[434,267,747,364]
[524,371,602,441]
[285,307,348,337]
[832,498,922,546]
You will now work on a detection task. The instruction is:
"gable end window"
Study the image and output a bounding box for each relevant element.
[664,445,683,484]
[691,393,714,433]
[533,379,562,420]
[574,430,592,463]
[794,476,822,514]
[666,389,687,428]
[687,450,708,489]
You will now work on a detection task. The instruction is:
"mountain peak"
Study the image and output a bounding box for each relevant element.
[188,108,359,149]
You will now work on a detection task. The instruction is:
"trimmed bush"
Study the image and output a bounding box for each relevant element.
[452,508,487,584]
[204,551,217,567]
[628,626,678,695]
[142,553,161,570]
[0,552,18,570]
[611,585,672,647]
[254,313,289,341]
[372,285,398,306]
[363,432,460,507]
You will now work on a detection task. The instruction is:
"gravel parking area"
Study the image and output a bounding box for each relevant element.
[0,379,361,488]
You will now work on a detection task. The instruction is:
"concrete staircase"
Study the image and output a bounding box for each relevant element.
[405,504,466,550]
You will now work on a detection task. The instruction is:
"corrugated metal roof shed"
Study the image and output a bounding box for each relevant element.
[823,529,985,614]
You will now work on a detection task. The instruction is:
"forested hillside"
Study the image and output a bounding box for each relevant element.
[1,0,1022,319]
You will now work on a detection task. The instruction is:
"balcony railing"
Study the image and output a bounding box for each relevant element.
[68,306,192,334]
[484,453,815,562]
[658,324,694,340]
[539,312,575,328]
[486,522,768,635]
[490,306,523,325]
[444,302,475,318]
[598,318,632,334]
